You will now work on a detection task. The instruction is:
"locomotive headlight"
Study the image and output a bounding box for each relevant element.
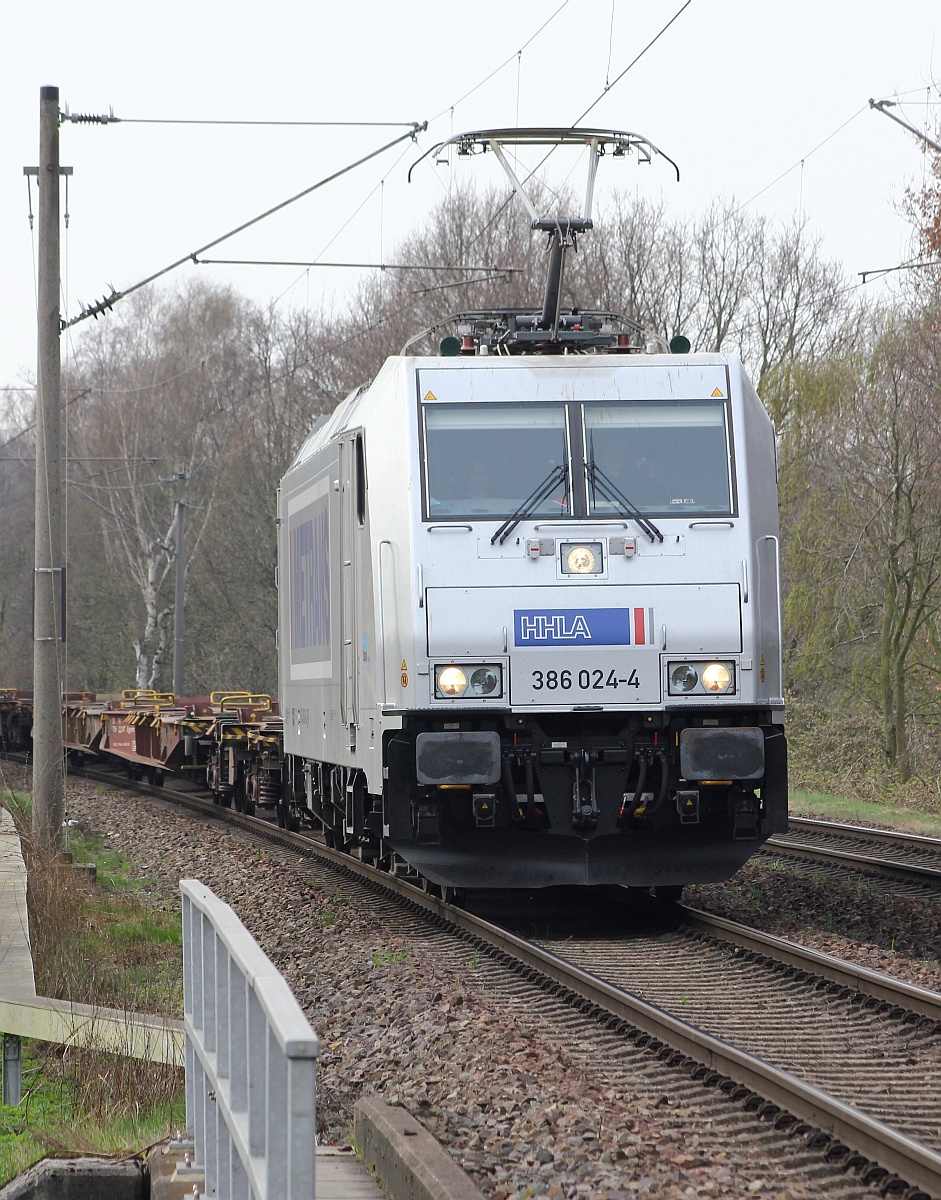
[667,660,736,696]
[567,546,595,573]
[434,663,503,700]
[561,541,603,574]
[670,664,699,693]
[701,662,732,693]
[437,666,468,696]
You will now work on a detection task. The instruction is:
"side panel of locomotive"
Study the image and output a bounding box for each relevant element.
[278,352,787,888]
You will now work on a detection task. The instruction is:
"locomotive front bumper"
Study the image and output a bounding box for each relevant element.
[384,718,787,890]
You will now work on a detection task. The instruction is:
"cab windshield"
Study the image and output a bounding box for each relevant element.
[423,403,570,519]
[584,400,733,517]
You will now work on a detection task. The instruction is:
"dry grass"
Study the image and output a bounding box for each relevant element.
[1,800,184,1184]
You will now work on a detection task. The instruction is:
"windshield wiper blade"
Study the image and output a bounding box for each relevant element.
[587,457,663,543]
[491,463,568,545]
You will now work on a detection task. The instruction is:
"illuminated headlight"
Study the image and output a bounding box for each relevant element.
[667,660,735,696]
[435,663,503,699]
[701,662,732,693]
[436,667,467,696]
[561,541,604,575]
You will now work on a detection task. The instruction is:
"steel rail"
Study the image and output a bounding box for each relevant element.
[765,836,941,885]
[788,814,941,851]
[677,905,941,1024]
[63,763,941,1196]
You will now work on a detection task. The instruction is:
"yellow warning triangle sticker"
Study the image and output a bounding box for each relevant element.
[401,660,408,672]
[711,387,724,398]
[424,391,437,401]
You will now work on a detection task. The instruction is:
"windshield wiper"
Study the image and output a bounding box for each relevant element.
[491,462,568,545]
[587,446,663,543]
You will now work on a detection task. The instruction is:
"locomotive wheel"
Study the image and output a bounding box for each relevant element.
[420,876,442,899]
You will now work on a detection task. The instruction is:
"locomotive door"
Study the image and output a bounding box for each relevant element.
[338,435,360,748]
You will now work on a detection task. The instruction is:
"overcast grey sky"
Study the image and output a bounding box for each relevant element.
[2,1,939,393]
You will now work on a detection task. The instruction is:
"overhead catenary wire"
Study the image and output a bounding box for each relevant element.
[0,389,91,454]
[48,6,576,370]
[75,116,420,128]
[571,0,694,127]
[194,258,520,273]
[427,0,572,124]
[62,123,427,330]
[436,0,695,267]
[733,106,868,215]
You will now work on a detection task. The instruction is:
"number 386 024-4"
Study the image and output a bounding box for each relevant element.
[530,667,640,692]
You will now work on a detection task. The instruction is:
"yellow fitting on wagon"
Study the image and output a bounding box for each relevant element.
[121,688,175,709]
[212,691,272,712]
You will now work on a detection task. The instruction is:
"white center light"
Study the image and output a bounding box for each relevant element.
[566,545,596,574]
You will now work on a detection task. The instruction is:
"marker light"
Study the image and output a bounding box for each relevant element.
[670,664,698,693]
[470,667,499,695]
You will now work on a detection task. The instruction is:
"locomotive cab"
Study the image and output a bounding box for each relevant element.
[278,351,786,889]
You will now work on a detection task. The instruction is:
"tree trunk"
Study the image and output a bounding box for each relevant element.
[880,569,896,763]
[894,653,910,781]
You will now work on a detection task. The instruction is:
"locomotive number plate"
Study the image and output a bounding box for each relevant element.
[510,654,661,706]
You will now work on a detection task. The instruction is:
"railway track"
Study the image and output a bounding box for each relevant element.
[766,816,941,893]
[50,761,941,1199]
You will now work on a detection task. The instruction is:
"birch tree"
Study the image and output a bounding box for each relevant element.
[70,281,251,689]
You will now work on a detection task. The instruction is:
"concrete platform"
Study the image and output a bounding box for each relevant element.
[0,805,35,1002]
[149,1141,388,1199]
[149,1108,485,1200]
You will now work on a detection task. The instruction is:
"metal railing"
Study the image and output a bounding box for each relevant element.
[181,880,320,1199]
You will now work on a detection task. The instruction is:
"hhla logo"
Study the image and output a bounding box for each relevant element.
[518,613,592,641]
[514,607,652,647]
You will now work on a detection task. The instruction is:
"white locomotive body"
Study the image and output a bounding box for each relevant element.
[277,349,787,890]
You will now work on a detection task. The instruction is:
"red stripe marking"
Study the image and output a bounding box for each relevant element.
[633,607,645,645]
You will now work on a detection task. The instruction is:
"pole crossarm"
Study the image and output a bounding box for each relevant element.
[869,98,941,154]
[62,123,427,331]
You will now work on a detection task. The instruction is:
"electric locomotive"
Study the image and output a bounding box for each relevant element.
[277,130,787,892]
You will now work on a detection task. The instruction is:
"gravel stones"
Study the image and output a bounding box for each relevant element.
[688,858,941,993]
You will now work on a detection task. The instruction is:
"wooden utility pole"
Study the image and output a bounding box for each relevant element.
[32,84,65,848]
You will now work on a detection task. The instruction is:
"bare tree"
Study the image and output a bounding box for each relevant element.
[772,309,941,780]
[70,282,252,689]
